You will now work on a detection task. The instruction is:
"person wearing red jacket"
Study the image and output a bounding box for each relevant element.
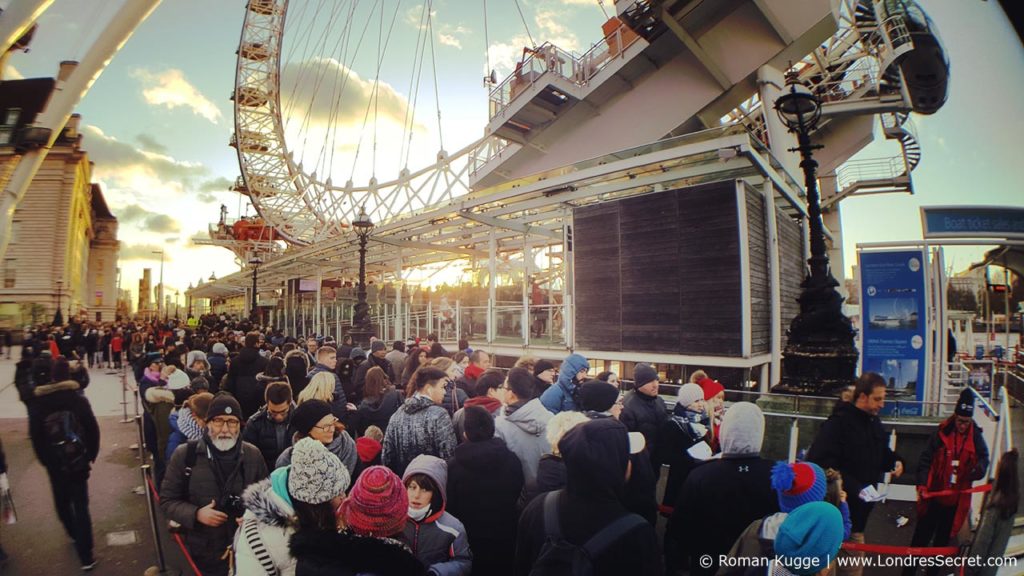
[904,388,989,576]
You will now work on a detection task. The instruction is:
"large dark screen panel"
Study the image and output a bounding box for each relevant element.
[574,181,742,356]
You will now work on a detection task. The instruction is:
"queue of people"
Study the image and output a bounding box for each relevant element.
[7,314,1019,576]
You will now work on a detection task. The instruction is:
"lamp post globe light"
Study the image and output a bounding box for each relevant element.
[349,206,374,347]
[773,72,858,395]
[249,255,263,324]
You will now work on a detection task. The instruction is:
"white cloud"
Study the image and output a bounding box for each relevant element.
[438,33,462,49]
[133,68,223,124]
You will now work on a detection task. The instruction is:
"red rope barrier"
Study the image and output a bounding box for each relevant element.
[841,542,960,556]
[145,474,204,576]
[920,483,992,499]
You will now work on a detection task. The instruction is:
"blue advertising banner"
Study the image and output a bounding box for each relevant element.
[859,250,928,416]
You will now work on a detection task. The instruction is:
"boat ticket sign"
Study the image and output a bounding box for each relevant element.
[921,206,1024,240]
[859,249,928,416]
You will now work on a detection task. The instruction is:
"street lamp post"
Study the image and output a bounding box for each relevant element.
[152,250,164,323]
[349,207,374,347]
[249,255,263,324]
[773,72,858,395]
[187,282,194,318]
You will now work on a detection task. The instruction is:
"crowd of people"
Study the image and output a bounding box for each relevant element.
[3,313,1020,576]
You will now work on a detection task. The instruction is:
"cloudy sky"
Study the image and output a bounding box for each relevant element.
[2,0,1021,307]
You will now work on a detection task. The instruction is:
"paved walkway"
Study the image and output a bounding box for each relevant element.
[0,357,189,575]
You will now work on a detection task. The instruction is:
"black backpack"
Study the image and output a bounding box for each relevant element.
[529,491,647,576]
[42,410,90,474]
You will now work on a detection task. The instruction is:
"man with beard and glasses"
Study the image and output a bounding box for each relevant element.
[160,394,268,576]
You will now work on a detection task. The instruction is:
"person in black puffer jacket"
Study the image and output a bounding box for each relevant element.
[620,363,668,472]
[223,334,268,420]
[206,342,229,393]
[447,407,524,576]
[284,349,310,398]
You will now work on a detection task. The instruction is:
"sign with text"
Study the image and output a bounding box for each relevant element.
[859,249,928,416]
[921,206,1024,240]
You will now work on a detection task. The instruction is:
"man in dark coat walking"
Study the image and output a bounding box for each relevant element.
[807,372,903,576]
[29,357,101,570]
[447,406,524,576]
[667,402,777,576]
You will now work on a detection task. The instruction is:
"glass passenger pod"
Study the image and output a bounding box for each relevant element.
[884,0,950,114]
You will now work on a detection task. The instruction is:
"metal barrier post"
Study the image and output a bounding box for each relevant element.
[135,414,147,463]
[120,367,132,423]
[141,464,180,576]
[787,418,799,463]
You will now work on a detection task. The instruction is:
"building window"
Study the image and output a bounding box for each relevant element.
[8,221,20,244]
[4,109,20,125]
[2,259,14,288]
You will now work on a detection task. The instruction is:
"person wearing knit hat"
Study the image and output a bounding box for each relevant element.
[532,359,557,397]
[774,502,844,575]
[234,438,349,575]
[400,455,472,575]
[659,382,713,513]
[343,466,409,537]
[618,360,667,473]
[718,461,828,575]
[290,465,428,576]
[698,377,726,449]
[276,399,359,477]
[578,379,621,418]
[772,461,828,513]
[904,387,989,576]
[160,392,268,576]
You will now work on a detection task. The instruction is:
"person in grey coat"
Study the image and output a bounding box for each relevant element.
[494,367,552,491]
[160,394,268,576]
[382,367,458,477]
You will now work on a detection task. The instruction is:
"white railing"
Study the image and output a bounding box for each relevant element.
[834,156,906,191]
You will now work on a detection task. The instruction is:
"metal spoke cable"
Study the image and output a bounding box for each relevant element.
[400,0,430,169]
[513,0,536,48]
[427,1,444,152]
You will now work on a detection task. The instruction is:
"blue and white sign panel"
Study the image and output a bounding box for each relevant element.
[921,206,1024,240]
[859,250,928,416]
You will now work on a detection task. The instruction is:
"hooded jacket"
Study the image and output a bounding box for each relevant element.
[289,529,427,576]
[539,353,589,414]
[382,395,457,477]
[667,402,777,576]
[207,350,228,393]
[806,401,900,533]
[494,398,552,490]
[356,389,404,437]
[277,430,358,477]
[400,456,473,576]
[144,386,177,464]
[29,380,101,478]
[447,437,524,576]
[233,470,297,576]
[513,419,661,576]
[224,346,269,420]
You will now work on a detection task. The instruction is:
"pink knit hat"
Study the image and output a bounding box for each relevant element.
[341,466,408,537]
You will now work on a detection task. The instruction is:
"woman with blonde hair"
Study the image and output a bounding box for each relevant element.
[297,371,336,405]
[430,357,467,417]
